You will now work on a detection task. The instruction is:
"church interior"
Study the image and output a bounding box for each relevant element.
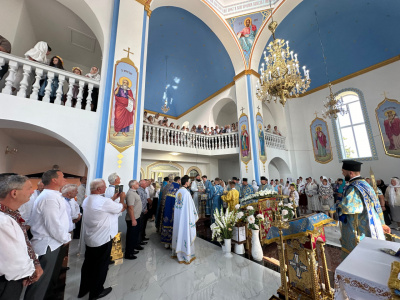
[1,0,400,299]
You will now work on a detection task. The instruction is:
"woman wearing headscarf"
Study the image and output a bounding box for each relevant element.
[38,56,64,103]
[13,41,51,91]
[252,180,259,193]
[385,177,400,229]
[84,66,100,111]
[319,176,335,218]
[306,177,320,212]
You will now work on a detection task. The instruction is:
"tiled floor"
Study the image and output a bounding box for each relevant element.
[64,223,281,300]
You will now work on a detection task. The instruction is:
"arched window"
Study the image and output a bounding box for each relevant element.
[332,89,377,161]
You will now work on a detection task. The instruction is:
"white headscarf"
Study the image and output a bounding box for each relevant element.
[24,41,49,63]
[252,180,259,192]
[86,68,101,81]
[321,176,330,188]
[388,178,400,207]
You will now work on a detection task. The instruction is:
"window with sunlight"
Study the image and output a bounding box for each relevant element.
[335,91,372,159]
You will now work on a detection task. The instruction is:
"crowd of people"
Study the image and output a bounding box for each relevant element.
[143,110,283,136]
[0,37,100,111]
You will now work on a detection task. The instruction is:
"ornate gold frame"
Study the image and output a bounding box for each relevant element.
[107,56,139,153]
[239,112,252,170]
[309,117,333,164]
[186,166,202,177]
[256,112,267,170]
[146,161,184,178]
[375,97,400,158]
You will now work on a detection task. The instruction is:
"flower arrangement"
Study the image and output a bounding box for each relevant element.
[210,207,238,242]
[245,207,264,230]
[276,201,295,221]
[241,189,278,203]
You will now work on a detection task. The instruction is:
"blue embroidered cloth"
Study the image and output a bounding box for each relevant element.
[266,213,335,243]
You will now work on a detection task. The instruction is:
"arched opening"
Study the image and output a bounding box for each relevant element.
[146,161,184,183]
[0,127,88,187]
[215,100,238,129]
[186,166,202,180]
[268,157,291,181]
[8,0,103,76]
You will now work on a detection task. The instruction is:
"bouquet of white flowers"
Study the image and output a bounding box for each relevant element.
[210,207,238,241]
[276,202,295,221]
[241,189,278,203]
[245,206,265,230]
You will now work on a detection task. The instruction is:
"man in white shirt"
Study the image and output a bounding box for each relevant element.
[0,174,43,299]
[19,181,44,228]
[105,172,126,204]
[24,170,71,300]
[74,177,86,239]
[78,178,126,300]
[61,184,81,233]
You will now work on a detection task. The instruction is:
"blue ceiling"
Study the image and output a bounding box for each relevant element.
[258,0,400,91]
[145,7,235,117]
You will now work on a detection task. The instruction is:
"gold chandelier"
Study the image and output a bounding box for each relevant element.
[256,21,310,106]
[322,83,347,119]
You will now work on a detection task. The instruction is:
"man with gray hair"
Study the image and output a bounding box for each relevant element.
[61,184,81,234]
[19,181,44,233]
[124,180,142,259]
[137,180,152,244]
[0,174,43,299]
[105,172,126,205]
[24,169,71,300]
[78,178,126,299]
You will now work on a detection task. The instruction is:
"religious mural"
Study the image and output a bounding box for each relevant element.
[256,112,267,170]
[239,112,251,170]
[375,97,400,158]
[226,9,271,64]
[310,117,333,164]
[108,55,139,153]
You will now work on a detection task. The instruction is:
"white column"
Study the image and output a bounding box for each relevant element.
[16,64,32,98]
[2,60,18,95]
[54,75,66,105]
[42,72,55,103]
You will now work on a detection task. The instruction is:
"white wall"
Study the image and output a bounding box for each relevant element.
[0,131,18,173]
[12,1,37,57]
[0,0,24,47]
[218,156,240,181]
[11,144,86,176]
[287,61,400,182]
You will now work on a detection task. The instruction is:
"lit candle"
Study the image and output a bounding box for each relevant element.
[287,64,291,74]
[273,54,276,62]
[277,67,280,76]
[290,51,294,60]
[302,66,306,75]
[286,41,289,48]
[266,57,269,64]
[269,71,272,80]
[281,51,285,58]
[294,53,298,62]
[263,51,267,58]
[262,63,265,72]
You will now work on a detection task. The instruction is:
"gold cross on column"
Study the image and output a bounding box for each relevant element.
[314,111,318,118]
[123,47,134,59]
[241,107,245,114]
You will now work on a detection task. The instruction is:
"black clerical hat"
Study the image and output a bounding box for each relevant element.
[242,178,248,182]
[260,176,267,181]
[232,177,238,180]
[342,160,362,172]
[163,177,169,181]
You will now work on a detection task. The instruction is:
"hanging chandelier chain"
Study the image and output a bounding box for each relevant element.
[314,10,330,85]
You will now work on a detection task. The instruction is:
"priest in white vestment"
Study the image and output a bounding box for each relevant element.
[172,176,199,265]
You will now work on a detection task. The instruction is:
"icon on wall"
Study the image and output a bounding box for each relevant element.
[375,97,400,158]
[310,117,333,164]
[239,112,252,171]
[107,51,139,153]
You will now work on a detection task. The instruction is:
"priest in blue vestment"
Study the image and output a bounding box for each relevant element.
[259,176,272,191]
[240,178,254,200]
[338,160,389,258]
[161,177,181,248]
[203,175,213,216]
[210,178,224,223]
[156,177,169,232]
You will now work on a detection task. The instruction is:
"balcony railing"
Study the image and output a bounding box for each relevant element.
[143,124,240,150]
[0,52,99,110]
[142,124,286,151]
[265,131,286,150]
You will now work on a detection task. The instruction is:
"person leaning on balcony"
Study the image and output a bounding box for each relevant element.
[0,35,11,80]
[84,66,101,111]
[266,124,271,132]
[38,56,64,103]
[12,41,51,92]
[273,126,281,136]
[70,67,82,107]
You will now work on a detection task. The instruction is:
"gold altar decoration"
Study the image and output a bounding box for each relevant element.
[267,213,335,300]
[111,232,124,261]
[256,20,310,107]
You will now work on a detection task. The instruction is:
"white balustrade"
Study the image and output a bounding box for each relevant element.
[0,51,99,111]
[265,131,286,150]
